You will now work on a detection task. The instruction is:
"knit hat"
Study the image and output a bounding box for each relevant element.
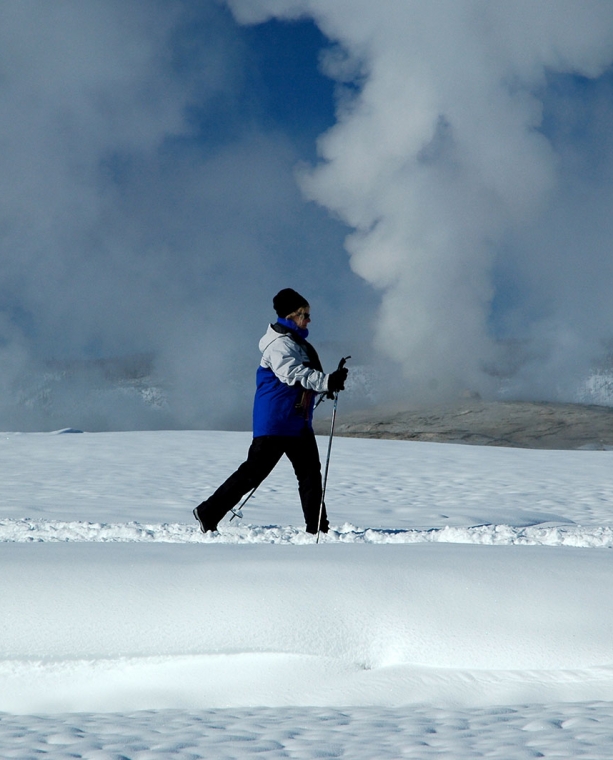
[273,288,309,318]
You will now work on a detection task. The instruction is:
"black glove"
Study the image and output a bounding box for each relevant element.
[327,367,348,393]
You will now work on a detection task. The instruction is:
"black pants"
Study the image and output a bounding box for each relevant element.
[198,430,328,532]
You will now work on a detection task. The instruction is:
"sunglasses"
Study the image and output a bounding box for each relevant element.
[297,312,311,320]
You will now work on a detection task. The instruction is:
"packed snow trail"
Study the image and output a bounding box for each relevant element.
[3,517,613,548]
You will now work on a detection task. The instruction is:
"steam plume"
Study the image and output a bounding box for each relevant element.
[229,0,613,401]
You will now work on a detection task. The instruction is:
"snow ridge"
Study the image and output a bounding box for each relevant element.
[2,518,613,548]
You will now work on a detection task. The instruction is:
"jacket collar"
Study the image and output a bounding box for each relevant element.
[276,317,309,340]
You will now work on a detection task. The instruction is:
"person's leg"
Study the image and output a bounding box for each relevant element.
[194,436,283,531]
[284,430,328,534]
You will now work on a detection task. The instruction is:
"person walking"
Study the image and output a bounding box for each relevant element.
[193,288,348,534]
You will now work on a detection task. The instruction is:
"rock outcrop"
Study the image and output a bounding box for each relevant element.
[314,400,613,450]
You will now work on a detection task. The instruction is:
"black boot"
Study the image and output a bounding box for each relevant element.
[306,518,329,535]
[193,503,218,533]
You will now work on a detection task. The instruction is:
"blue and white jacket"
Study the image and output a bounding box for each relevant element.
[253,320,330,437]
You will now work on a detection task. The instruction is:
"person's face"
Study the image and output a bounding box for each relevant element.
[291,306,311,330]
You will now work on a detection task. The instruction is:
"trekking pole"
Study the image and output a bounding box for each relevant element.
[316,356,350,543]
[229,486,257,522]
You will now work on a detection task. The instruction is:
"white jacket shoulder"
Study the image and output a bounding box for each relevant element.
[259,324,328,393]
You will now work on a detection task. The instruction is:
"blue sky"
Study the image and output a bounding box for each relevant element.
[242,18,337,148]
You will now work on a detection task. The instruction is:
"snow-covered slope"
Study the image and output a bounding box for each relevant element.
[3,430,613,757]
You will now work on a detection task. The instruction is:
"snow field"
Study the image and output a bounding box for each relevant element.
[3,430,613,756]
[3,430,613,528]
[4,703,613,759]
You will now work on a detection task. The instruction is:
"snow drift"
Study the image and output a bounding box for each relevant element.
[3,541,613,712]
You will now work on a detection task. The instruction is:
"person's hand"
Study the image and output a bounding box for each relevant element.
[327,367,348,393]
